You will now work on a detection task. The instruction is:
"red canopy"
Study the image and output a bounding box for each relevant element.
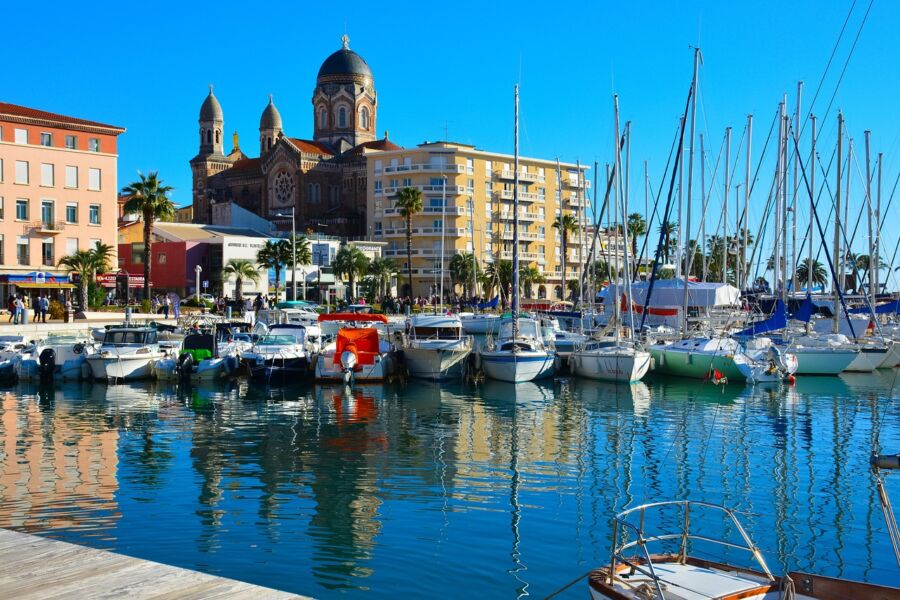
[318,313,389,323]
[334,328,381,366]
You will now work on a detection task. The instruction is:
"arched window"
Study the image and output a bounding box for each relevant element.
[360,107,369,130]
[215,130,220,144]
[338,107,346,128]
[319,109,326,129]
[267,137,272,149]
[206,130,211,144]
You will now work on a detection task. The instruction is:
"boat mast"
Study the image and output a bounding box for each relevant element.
[512,84,520,339]
[556,158,564,302]
[577,158,585,314]
[865,130,874,309]
[700,133,707,281]
[677,117,685,280]
[791,82,802,295]
[875,152,882,298]
[722,127,731,285]
[439,161,446,314]
[844,137,852,305]
[781,100,789,305]
[774,103,784,299]
[743,114,752,291]
[681,47,700,338]
[833,112,843,334]
[808,115,817,300]
[615,98,636,339]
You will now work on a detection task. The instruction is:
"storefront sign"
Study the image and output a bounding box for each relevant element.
[96,273,146,288]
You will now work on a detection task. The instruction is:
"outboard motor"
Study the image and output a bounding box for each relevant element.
[38,348,56,381]
[340,343,359,385]
[177,352,194,383]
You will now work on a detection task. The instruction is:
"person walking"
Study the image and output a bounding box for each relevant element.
[14,296,24,325]
[6,295,14,323]
[38,294,48,323]
[163,295,171,319]
[172,294,181,319]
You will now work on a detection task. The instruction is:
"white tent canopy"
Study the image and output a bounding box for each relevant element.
[604,278,740,309]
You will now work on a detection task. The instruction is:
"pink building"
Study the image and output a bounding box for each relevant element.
[0,102,125,301]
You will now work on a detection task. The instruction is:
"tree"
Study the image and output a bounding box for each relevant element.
[367,257,398,298]
[121,172,175,300]
[658,220,678,262]
[626,213,647,259]
[795,258,828,289]
[333,246,370,301]
[484,260,513,307]
[288,234,313,270]
[449,252,480,297]
[553,213,578,300]
[222,259,260,300]
[256,239,292,297]
[58,242,113,310]
[395,187,423,297]
[519,265,545,298]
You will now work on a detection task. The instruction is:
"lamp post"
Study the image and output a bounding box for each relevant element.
[194,265,202,302]
[300,268,307,300]
[273,207,297,301]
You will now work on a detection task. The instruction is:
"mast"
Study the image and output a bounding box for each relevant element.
[723,127,731,285]
[781,102,789,304]
[677,118,685,280]
[808,115,816,298]
[833,112,843,334]
[592,160,599,306]
[875,151,882,297]
[865,130,874,308]
[512,84,520,338]
[792,82,802,295]
[556,158,564,302]
[680,46,700,338]
[577,158,585,312]
[844,137,852,303]
[743,115,752,291]
[774,103,784,298]
[613,96,622,345]
[700,133,707,281]
[439,165,446,313]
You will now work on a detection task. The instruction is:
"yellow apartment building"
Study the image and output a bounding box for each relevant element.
[366,141,591,299]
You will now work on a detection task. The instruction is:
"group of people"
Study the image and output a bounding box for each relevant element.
[151,294,181,319]
[6,293,56,324]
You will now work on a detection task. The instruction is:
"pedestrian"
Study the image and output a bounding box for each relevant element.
[14,296,24,325]
[163,295,171,319]
[38,294,48,323]
[6,295,14,323]
[172,295,181,319]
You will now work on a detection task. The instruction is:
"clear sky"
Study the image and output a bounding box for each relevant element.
[6,0,899,280]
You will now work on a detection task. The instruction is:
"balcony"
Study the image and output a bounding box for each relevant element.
[498,211,543,222]
[500,230,545,242]
[382,184,469,197]
[562,177,591,189]
[384,247,460,258]
[381,163,472,175]
[496,189,542,202]
[495,169,544,183]
[500,250,543,261]
[27,221,64,235]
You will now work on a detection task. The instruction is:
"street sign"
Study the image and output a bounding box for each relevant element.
[202,280,209,289]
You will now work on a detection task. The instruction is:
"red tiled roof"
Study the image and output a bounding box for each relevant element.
[288,138,333,156]
[348,138,403,155]
[0,102,125,132]
[230,157,261,173]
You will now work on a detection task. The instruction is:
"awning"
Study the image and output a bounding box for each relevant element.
[14,283,76,289]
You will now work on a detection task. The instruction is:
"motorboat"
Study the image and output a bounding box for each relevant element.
[649,337,751,382]
[0,334,31,382]
[315,313,397,384]
[738,337,798,383]
[460,312,502,335]
[402,314,473,380]
[540,315,588,360]
[587,500,899,599]
[15,335,95,382]
[86,326,168,382]
[242,323,312,382]
[153,332,240,382]
[480,317,556,383]
[570,337,651,383]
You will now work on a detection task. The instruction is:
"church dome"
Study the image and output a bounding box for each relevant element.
[259,95,282,130]
[317,35,372,79]
[200,85,223,121]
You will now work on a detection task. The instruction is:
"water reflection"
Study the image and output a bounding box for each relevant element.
[0,373,896,596]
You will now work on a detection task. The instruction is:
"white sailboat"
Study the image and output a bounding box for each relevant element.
[480,85,555,384]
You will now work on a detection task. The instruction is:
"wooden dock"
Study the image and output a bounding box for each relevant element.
[0,528,310,599]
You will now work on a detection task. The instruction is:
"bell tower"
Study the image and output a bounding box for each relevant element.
[191,85,230,223]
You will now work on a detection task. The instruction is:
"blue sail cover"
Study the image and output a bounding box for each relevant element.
[475,296,499,310]
[737,299,787,337]
[792,295,815,322]
[848,299,900,315]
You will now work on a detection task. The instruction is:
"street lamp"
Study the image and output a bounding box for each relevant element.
[194,265,202,302]
[300,268,307,300]
[273,207,296,301]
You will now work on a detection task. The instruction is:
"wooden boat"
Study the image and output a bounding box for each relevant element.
[587,500,900,600]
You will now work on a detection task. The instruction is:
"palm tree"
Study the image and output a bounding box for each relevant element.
[658,220,678,262]
[256,239,292,297]
[553,213,578,299]
[484,260,514,307]
[395,187,423,296]
[449,252,479,297]
[333,246,371,301]
[285,234,312,298]
[222,259,260,300]
[367,257,398,298]
[58,243,113,309]
[121,172,175,300]
[626,213,647,259]
[519,265,545,298]
[795,258,827,289]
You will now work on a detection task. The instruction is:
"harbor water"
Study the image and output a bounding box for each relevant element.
[0,371,898,597]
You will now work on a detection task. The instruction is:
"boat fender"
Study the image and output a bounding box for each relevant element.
[177,352,194,381]
[73,343,84,355]
[872,454,900,470]
[38,348,56,379]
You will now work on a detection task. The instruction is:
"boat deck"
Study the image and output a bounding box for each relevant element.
[0,528,308,599]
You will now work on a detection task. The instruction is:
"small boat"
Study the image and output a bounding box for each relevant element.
[153,332,239,382]
[403,314,473,380]
[242,323,312,383]
[315,313,397,384]
[480,317,556,383]
[16,335,95,381]
[648,336,750,382]
[779,333,859,375]
[86,326,168,382]
[571,338,652,383]
[460,312,502,335]
[588,500,900,599]
[739,337,798,383]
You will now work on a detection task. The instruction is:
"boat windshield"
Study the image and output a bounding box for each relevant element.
[104,331,157,345]
[258,334,301,346]
[411,326,461,340]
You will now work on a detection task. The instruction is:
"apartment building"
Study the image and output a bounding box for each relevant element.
[367,141,591,299]
[0,102,124,299]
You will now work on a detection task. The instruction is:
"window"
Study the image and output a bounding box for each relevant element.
[41,200,54,227]
[16,237,29,266]
[40,132,52,146]
[14,129,27,144]
[66,203,77,223]
[41,163,54,186]
[319,109,326,128]
[65,135,77,149]
[42,240,54,266]
[65,166,78,188]
[0,197,3,219]
[158,253,167,264]
[131,242,144,264]
[374,180,382,193]
[0,235,4,264]
[89,204,100,224]
[0,158,3,182]
[66,238,78,255]
[360,107,369,129]
[338,107,346,128]
[15,161,29,184]
[88,168,101,191]
[402,178,412,187]
[15,199,28,221]
[88,138,100,152]
[89,238,101,250]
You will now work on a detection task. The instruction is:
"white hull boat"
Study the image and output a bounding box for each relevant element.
[16,336,95,381]
[480,318,555,383]
[571,341,652,383]
[404,314,473,380]
[86,327,167,382]
[460,313,502,335]
[315,314,396,384]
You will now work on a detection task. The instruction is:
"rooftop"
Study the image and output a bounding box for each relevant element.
[0,102,125,134]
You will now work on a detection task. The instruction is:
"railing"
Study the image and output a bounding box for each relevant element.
[500,251,542,261]
[495,169,544,183]
[562,177,591,189]
[27,220,64,234]
[498,211,543,221]
[500,231,544,242]
[381,184,469,197]
[380,163,472,175]
[496,189,542,202]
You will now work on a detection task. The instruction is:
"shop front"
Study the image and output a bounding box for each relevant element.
[0,271,75,307]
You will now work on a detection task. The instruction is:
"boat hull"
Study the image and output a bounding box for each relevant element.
[789,348,858,375]
[572,350,651,382]
[403,344,471,380]
[480,350,555,383]
[845,347,890,372]
[87,354,162,381]
[315,353,395,382]
[245,355,311,382]
[649,346,746,381]
[460,315,501,335]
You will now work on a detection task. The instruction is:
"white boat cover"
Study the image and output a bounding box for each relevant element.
[604,278,740,309]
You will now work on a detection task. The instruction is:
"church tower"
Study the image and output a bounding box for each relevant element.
[191,85,231,223]
[259,94,283,155]
[312,35,377,153]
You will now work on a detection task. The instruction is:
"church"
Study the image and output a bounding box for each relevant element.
[189,36,400,238]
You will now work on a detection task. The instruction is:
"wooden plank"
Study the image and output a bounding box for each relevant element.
[0,529,309,599]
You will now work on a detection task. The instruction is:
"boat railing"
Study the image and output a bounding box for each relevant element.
[872,453,900,567]
[607,500,775,597]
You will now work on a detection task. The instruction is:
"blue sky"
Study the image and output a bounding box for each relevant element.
[6,0,899,278]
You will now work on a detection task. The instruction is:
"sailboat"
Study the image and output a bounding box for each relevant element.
[480,85,556,383]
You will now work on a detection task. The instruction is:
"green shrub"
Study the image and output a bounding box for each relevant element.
[141,299,151,314]
[182,297,213,309]
[49,300,64,320]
